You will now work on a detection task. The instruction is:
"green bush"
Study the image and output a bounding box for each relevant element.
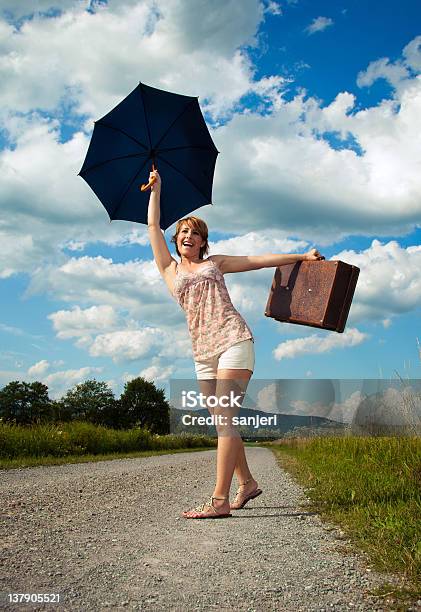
[0,421,215,459]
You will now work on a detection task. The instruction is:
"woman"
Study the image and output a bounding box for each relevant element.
[147,169,323,519]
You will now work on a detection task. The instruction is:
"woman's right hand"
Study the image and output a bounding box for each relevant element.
[304,248,325,261]
[150,169,161,192]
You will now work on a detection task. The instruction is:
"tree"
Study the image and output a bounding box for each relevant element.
[60,379,117,426]
[50,399,74,424]
[120,377,170,433]
[0,381,52,425]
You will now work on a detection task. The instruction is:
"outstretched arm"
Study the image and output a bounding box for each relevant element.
[147,170,176,275]
[213,248,324,274]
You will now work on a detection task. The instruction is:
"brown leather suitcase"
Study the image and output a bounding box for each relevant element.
[264,260,360,333]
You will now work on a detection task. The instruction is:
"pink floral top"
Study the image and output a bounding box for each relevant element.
[172,258,254,361]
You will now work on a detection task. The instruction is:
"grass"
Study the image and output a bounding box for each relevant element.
[265,435,421,609]
[0,420,216,470]
[0,446,217,470]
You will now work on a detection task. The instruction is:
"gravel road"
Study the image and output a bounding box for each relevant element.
[0,447,407,611]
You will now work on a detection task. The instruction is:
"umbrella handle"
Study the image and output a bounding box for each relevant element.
[140,176,157,192]
[140,163,157,192]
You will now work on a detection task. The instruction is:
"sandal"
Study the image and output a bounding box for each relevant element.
[230,478,262,510]
[182,495,232,519]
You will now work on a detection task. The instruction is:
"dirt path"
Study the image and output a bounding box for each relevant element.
[1,447,402,611]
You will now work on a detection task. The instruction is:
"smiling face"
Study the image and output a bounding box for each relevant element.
[170,216,209,261]
[177,223,206,262]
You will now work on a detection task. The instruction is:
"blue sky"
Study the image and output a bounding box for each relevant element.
[0,0,420,407]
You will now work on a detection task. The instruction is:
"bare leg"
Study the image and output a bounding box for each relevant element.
[197,379,217,416]
[183,372,255,517]
[211,370,258,512]
[234,442,253,483]
[198,373,255,490]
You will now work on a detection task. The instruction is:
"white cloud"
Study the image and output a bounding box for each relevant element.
[357,58,409,90]
[403,35,421,71]
[104,227,151,247]
[28,359,50,377]
[289,389,364,423]
[0,0,273,119]
[0,118,110,277]
[264,2,282,16]
[29,256,174,319]
[1,13,421,283]
[88,327,166,362]
[0,0,287,277]
[205,66,421,240]
[330,390,364,423]
[139,358,175,384]
[305,16,333,35]
[357,35,421,91]
[48,305,119,338]
[209,232,308,256]
[333,240,421,323]
[255,382,279,413]
[43,366,103,399]
[0,228,52,279]
[0,0,83,20]
[65,240,86,252]
[86,321,193,363]
[273,327,368,360]
[288,399,332,418]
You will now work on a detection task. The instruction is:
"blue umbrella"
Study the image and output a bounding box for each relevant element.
[79,82,219,231]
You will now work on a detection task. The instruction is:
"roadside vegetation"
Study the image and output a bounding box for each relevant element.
[0,420,216,469]
[267,434,421,609]
[0,376,216,469]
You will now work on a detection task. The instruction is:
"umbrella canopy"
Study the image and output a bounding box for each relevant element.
[79,82,219,231]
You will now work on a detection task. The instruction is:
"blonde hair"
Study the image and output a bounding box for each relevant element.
[170,216,209,260]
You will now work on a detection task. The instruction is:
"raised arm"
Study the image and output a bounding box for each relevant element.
[147,170,176,276]
[215,249,324,274]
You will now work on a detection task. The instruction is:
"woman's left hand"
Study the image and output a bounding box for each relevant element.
[304,248,325,261]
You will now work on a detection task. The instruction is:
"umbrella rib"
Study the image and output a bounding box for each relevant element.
[158,145,217,153]
[153,98,197,151]
[111,150,213,221]
[79,153,149,175]
[109,156,151,219]
[139,84,154,153]
[96,122,149,151]
[157,153,212,203]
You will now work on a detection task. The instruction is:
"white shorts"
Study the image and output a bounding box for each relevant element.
[194,339,255,380]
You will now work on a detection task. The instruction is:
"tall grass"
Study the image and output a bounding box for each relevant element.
[271,435,421,598]
[0,421,216,466]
